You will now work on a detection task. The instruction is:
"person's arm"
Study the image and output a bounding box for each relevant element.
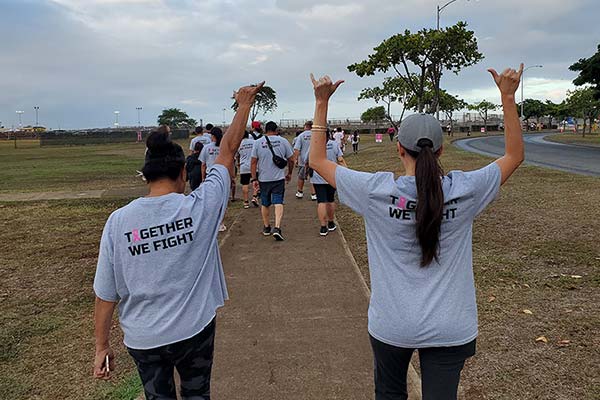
[293,149,300,166]
[337,156,347,168]
[286,157,294,183]
[201,163,207,181]
[308,74,344,188]
[488,64,525,185]
[251,157,259,191]
[215,82,265,176]
[93,297,117,380]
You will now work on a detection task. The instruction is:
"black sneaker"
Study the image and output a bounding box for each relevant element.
[251,197,259,207]
[262,226,272,236]
[328,221,337,231]
[272,227,284,241]
[320,226,329,236]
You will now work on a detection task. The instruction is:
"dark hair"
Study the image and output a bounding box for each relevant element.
[305,121,313,128]
[326,128,333,141]
[193,142,203,152]
[265,121,278,133]
[406,139,444,267]
[211,127,223,147]
[205,123,214,131]
[195,126,203,134]
[142,125,185,182]
[295,130,302,137]
[353,130,359,139]
[336,127,342,132]
[243,130,250,139]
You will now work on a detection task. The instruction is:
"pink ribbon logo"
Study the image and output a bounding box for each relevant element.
[132,229,141,242]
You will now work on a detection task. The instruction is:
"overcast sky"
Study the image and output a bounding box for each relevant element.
[1,0,598,130]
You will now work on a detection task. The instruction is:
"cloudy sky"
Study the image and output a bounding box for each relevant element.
[1,0,598,130]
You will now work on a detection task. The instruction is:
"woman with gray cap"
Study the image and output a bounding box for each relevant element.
[308,64,524,400]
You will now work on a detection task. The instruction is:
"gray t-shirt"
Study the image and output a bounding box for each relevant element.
[312,140,343,185]
[251,135,293,182]
[237,137,255,174]
[199,143,220,170]
[93,165,231,349]
[190,134,212,150]
[335,162,501,348]
[293,130,312,166]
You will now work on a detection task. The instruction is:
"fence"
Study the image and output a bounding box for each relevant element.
[38,128,190,146]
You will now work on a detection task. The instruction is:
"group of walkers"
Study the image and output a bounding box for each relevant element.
[94,64,526,400]
[185,117,350,239]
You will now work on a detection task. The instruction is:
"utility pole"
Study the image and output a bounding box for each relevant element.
[114,111,120,128]
[136,107,143,126]
[520,65,543,120]
[34,106,40,126]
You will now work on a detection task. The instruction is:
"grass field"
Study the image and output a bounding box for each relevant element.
[0,138,242,400]
[337,138,600,399]
[545,133,600,147]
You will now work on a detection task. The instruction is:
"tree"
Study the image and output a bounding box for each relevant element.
[521,99,547,128]
[565,87,600,136]
[569,44,600,99]
[438,92,467,133]
[348,21,483,113]
[232,85,277,121]
[157,108,197,129]
[544,100,560,129]
[361,106,387,123]
[358,77,413,130]
[468,100,498,132]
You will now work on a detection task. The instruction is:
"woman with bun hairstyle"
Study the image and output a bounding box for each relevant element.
[308,65,524,400]
[199,127,224,181]
[92,83,264,399]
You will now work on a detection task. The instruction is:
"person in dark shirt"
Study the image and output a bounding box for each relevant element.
[186,142,203,190]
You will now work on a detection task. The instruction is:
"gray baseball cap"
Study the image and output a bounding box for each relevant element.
[398,113,443,152]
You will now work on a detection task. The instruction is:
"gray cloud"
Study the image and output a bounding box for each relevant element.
[0,0,598,129]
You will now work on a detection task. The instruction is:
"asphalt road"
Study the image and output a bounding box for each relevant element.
[454,133,600,177]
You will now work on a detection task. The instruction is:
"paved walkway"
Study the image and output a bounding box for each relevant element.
[211,175,421,399]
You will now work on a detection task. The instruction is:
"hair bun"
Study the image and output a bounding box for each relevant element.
[146,125,172,155]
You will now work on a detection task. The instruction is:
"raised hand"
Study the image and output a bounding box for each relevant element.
[234,81,265,108]
[488,64,524,97]
[310,74,344,103]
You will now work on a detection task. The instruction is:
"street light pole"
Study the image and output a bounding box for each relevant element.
[136,107,142,126]
[436,0,469,121]
[34,106,40,126]
[16,111,24,129]
[114,111,120,128]
[520,65,543,120]
[222,108,226,126]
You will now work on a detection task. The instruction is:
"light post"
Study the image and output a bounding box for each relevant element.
[114,111,120,128]
[280,111,290,127]
[436,0,471,121]
[222,108,226,126]
[33,106,40,126]
[520,65,543,120]
[136,107,143,126]
[16,111,24,129]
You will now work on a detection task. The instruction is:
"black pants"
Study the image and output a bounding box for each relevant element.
[352,143,359,152]
[127,319,216,400]
[370,335,476,400]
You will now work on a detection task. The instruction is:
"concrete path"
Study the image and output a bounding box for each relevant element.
[455,133,600,177]
[211,176,420,399]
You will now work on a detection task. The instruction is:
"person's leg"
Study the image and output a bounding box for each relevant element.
[317,203,328,226]
[369,335,414,400]
[128,347,177,400]
[230,179,236,201]
[274,204,284,228]
[326,202,336,222]
[296,166,306,197]
[418,340,476,400]
[261,206,270,227]
[174,319,216,400]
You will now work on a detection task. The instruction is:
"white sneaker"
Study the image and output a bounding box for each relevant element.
[219,223,227,232]
[295,191,304,199]
[311,194,317,201]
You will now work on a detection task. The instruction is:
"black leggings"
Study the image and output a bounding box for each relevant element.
[370,335,476,400]
[352,143,359,152]
[128,318,216,400]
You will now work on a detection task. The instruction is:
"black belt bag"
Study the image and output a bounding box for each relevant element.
[264,136,288,169]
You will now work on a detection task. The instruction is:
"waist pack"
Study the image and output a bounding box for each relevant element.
[264,136,288,169]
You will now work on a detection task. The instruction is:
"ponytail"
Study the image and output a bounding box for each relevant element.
[408,140,444,266]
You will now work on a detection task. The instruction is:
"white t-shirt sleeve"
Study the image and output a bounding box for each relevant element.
[192,164,231,229]
[335,166,375,215]
[466,162,502,216]
[93,214,120,302]
[251,140,259,159]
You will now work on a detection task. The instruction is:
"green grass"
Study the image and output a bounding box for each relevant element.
[0,138,190,193]
[337,139,600,400]
[96,373,142,400]
[545,133,600,147]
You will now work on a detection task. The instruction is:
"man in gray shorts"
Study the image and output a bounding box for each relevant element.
[293,121,317,201]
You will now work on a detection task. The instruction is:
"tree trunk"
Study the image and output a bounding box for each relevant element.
[417,66,427,113]
[399,103,407,126]
[583,118,587,137]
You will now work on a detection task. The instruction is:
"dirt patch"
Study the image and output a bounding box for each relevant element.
[336,140,600,399]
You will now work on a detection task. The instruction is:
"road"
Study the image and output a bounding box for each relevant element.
[454,133,600,177]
